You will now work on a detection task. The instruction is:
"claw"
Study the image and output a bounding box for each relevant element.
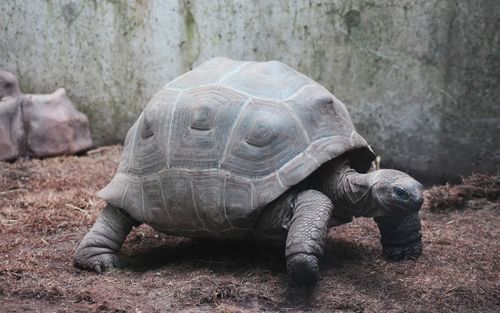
[383,241,422,261]
[94,264,102,273]
[287,253,319,286]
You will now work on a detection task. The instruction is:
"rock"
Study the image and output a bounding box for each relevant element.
[0,96,24,161]
[24,88,93,158]
[0,70,22,99]
[0,71,93,161]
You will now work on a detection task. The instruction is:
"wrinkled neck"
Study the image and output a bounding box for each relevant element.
[322,163,378,217]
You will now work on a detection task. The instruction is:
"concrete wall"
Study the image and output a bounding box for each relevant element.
[1,0,499,183]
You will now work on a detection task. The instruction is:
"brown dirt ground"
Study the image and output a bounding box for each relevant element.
[0,146,499,313]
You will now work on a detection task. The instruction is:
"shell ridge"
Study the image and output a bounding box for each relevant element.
[218,97,252,168]
[218,61,250,83]
[283,83,317,101]
[275,169,287,189]
[350,130,356,140]
[280,99,311,144]
[179,83,253,99]
[191,82,316,103]
[190,180,208,230]
[306,152,322,168]
[166,87,183,93]
[250,182,258,209]
[166,70,196,88]
[158,176,172,222]
[120,182,129,209]
[217,83,266,100]
[126,118,140,174]
[141,182,146,221]
[222,174,234,228]
[166,91,184,168]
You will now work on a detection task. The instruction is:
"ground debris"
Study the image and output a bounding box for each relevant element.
[424,174,500,212]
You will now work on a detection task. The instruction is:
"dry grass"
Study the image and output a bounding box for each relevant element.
[0,147,499,312]
[424,174,500,212]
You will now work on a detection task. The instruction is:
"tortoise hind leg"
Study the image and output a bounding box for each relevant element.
[286,190,333,285]
[74,203,140,272]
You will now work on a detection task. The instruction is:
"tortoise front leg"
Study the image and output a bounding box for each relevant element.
[74,204,140,272]
[374,212,422,261]
[286,190,333,285]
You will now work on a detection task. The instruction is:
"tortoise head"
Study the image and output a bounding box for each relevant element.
[370,169,423,216]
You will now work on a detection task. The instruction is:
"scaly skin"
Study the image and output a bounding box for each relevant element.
[315,160,424,262]
[375,212,422,261]
[286,190,333,285]
[74,204,140,273]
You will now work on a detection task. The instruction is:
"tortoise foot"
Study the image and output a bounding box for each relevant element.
[287,253,319,286]
[382,239,422,261]
[74,247,120,273]
[375,212,422,262]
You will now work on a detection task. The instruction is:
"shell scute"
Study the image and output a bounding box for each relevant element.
[251,173,287,210]
[120,88,180,176]
[160,171,204,230]
[142,176,170,225]
[284,84,354,141]
[192,175,232,232]
[245,115,280,147]
[278,153,321,187]
[220,98,308,177]
[168,86,248,169]
[224,177,254,228]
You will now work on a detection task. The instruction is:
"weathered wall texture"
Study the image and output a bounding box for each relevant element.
[1,0,499,183]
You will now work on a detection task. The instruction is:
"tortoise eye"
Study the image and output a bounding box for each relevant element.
[393,187,409,200]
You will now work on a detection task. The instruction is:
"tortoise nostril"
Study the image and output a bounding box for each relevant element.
[415,195,424,209]
[409,194,424,213]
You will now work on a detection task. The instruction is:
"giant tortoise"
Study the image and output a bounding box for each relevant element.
[75,58,423,284]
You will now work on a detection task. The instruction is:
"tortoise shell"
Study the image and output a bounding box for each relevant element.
[98,58,374,236]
